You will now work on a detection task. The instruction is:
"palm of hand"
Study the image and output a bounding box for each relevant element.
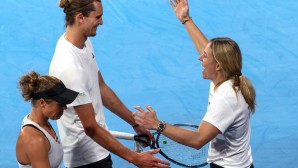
[173,1,189,21]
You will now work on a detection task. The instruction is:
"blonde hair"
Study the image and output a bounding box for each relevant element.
[59,0,101,26]
[210,37,256,113]
[18,71,61,104]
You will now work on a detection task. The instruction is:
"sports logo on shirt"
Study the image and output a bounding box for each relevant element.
[78,92,86,97]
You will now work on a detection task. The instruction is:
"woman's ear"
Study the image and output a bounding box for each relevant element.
[216,63,222,71]
[38,99,47,108]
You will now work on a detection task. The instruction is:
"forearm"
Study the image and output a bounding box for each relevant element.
[101,86,136,126]
[183,18,209,54]
[156,123,205,149]
[159,120,219,149]
[87,125,138,163]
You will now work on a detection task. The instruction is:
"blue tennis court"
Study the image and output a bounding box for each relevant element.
[1,0,298,167]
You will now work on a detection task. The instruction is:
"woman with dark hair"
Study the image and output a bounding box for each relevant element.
[133,0,256,168]
[16,71,79,168]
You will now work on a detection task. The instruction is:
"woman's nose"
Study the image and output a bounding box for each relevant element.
[198,54,203,61]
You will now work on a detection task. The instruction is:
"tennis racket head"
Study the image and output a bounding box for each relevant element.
[156,123,209,167]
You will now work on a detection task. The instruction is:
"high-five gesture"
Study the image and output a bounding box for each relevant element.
[170,0,190,24]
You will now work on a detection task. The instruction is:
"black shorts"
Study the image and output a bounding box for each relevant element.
[74,154,113,168]
[210,163,254,168]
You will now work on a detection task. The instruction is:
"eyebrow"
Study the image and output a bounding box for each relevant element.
[96,13,103,18]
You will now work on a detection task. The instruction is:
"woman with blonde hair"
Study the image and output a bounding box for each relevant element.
[133,0,256,168]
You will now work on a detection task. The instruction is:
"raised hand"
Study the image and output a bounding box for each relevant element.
[169,0,190,23]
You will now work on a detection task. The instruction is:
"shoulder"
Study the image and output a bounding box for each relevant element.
[19,126,50,151]
[216,80,234,96]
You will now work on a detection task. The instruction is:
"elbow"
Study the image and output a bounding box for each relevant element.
[193,138,207,150]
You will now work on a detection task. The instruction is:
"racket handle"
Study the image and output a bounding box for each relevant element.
[110,131,134,140]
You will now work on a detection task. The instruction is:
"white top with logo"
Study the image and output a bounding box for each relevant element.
[49,34,109,167]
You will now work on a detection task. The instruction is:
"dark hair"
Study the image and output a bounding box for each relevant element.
[210,37,256,113]
[18,71,61,104]
[59,0,101,26]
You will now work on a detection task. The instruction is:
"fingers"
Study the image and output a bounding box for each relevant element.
[133,106,147,114]
[170,0,182,7]
[133,105,155,119]
[169,0,175,8]
[148,149,170,166]
[140,149,170,168]
[145,105,155,113]
[133,114,143,126]
[148,148,160,154]
[133,106,146,125]
[153,159,170,167]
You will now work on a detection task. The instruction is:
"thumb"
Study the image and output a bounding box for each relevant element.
[149,148,160,154]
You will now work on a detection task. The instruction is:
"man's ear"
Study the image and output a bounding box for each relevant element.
[76,13,85,24]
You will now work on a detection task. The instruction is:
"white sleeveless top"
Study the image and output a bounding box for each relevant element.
[18,115,63,168]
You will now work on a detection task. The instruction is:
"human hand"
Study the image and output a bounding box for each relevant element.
[133,125,156,147]
[133,105,160,130]
[134,148,170,168]
[169,0,190,23]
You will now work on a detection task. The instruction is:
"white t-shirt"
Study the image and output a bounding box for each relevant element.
[18,115,63,168]
[49,34,109,167]
[203,80,253,168]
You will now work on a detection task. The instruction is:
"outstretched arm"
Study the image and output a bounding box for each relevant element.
[133,105,219,149]
[170,0,209,54]
[98,70,155,144]
[75,103,169,167]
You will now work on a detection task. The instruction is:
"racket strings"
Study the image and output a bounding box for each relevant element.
[157,134,208,166]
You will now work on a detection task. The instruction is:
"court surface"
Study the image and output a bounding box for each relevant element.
[1,0,298,167]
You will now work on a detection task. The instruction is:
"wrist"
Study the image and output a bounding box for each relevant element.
[156,121,166,134]
[126,150,139,164]
[181,16,191,24]
[132,124,139,128]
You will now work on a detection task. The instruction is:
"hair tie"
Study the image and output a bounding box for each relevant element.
[233,72,242,78]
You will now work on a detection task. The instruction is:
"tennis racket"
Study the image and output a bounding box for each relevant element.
[111,123,209,167]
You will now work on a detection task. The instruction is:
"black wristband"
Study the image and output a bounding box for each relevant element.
[182,17,192,24]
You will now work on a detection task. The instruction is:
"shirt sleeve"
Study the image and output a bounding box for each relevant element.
[203,94,236,133]
[58,66,92,107]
